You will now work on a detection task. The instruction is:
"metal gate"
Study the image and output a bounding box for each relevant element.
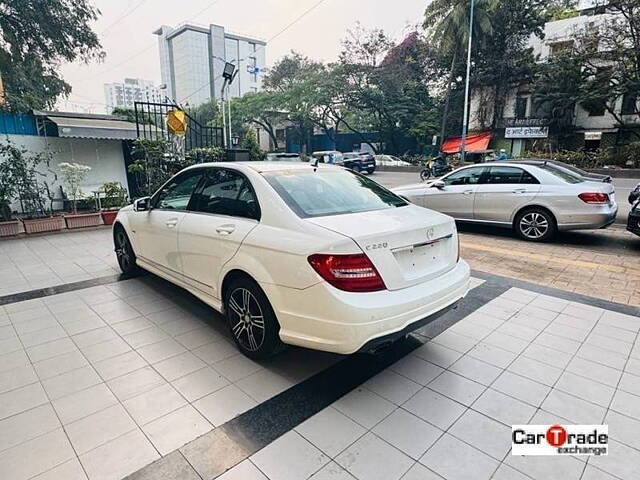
[133,101,224,150]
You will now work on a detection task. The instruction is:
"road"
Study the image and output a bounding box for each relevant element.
[373,170,640,258]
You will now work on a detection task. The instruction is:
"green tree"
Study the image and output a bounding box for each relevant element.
[424,0,496,142]
[241,129,265,161]
[0,0,103,111]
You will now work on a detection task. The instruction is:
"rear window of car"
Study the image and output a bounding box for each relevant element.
[539,164,584,184]
[263,169,407,218]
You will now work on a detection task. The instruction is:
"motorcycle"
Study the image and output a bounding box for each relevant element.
[420,157,453,181]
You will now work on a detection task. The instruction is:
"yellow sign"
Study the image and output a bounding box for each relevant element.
[167,109,187,136]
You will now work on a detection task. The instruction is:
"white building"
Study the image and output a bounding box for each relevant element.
[103,78,163,113]
[154,23,266,107]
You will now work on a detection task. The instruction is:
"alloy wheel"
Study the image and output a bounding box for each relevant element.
[519,212,549,240]
[115,231,132,271]
[228,287,265,352]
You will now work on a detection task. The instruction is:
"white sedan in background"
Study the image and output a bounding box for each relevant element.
[393,162,617,242]
[113,163,470,359]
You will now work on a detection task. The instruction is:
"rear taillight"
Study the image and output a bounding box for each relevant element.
[308,253,386,292]
[579,192,609,204]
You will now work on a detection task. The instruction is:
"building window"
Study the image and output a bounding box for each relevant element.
[515,96,528,119]
[622,93,637,115]
[549,40,574,57]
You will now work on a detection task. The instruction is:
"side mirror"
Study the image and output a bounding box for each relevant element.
[134,197,151,212]
[431,180,445,190]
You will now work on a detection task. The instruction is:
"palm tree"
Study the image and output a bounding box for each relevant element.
[424,0,495,147]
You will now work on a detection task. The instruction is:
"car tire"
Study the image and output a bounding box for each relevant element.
[113,226,143,276]
[351,164,361,173]
[514,208,556,242]
[367,169,375,175]
[224,277,283,360]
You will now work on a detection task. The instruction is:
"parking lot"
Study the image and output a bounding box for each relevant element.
[0,226,638,480]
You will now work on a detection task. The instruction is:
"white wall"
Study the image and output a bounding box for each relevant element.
[5,135,129,212]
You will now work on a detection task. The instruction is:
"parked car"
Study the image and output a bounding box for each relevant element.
[113,163,470,358]
[629,182,640,204]
[311,150,343,164]
[339,152,376,174]
[510,159,612,183]
[375,155,412,167]
[265,153,305,162]
[393,162,617,242]
[627,183,640,238]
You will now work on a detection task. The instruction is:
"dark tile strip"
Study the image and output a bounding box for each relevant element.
[127,279,510,480]
[471,269,640,317]
[0,273,134,306]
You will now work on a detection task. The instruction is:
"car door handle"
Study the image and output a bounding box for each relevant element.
[462,190,474,195]
[512,189,527,194]
[216,225,236,235]
[165,219,178,228]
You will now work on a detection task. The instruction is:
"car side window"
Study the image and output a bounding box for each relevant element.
[153,170,204,210]
[443,168,484,186]
[483,166,538,184]
[191,169,260,220]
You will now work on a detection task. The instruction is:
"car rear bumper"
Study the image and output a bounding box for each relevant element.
[261,260,470,354]
[557,205,618,231]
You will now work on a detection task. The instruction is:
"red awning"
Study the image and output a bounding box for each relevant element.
[441,132,491,154]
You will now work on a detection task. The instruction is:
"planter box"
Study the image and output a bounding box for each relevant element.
[65,213,102,229]
[23,216,65,234]
[100,210,119,226]
[0,220,21,237]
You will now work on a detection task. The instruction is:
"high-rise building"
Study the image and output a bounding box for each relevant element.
[103,78,163,113]
[154,23,266,106]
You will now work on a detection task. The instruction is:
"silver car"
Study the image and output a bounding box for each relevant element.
[393,162,617,242]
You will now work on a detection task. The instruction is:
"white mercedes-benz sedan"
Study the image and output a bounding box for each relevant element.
[393,162,617,242]
[113,162,470,359]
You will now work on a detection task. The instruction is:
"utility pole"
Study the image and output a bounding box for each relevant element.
[459,0,475,166]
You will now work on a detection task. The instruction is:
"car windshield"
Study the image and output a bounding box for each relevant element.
[538,164,584,184]
[263,169,407,218]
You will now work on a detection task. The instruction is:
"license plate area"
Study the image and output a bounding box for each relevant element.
[392,236,451,277]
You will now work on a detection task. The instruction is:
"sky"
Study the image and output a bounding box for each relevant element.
[59,0,429,113]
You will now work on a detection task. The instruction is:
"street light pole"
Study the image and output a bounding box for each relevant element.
[459,0,475,166]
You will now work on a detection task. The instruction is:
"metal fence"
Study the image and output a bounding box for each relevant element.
[133,101,223,150]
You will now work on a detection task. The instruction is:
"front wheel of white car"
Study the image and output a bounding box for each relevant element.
[224,278,283,360]
[514,208,556,242]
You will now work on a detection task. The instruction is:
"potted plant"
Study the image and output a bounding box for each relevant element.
[99,181,128,225]
[59,162,101,229]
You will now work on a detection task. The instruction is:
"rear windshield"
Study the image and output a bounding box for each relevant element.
[539,164,584,184]
[264,169,407,218]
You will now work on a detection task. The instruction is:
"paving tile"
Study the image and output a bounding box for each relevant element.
[125,451,200,480]
[605,410,640,451]
[0,381,48,420]
[253,430,329,480]
[506,454,585,480]
[507,355,563,387]
[180,428,249,479]
[142,404,211,455]
[472,388,536,426]
[585,333,633,356]
[491,463,531,480]
[214,354,263,382]
[533,332,581,355]
[449,409,511,460]
[26,337,77,363]
[33,350,89,380]
[625,357,640,377]
[172,366,229,402]
[236,368,295,403]
[566,357,622,388]
[0,428,75,480]
[153,351,206,382]
[449,317,495,339]
[428,370,486,406]
[412,342,463,368]
[0,364,38,394]
[556,371,615,407]
[192,340,239,364]
[93,350,148,381]
[194,384,257,426]
[174,327,227,350]
[372,408,441,459]
[431,330,478,353]
[110,316,154,336]
[599,310,640,333]
[106,366,166,401]
[218,459,269,480]
[529,295,569,313]
[462,310,504,330]
[496,322,539,342]
[0,349,30,373]
[389,354,444,385]
[591,323,636,343]
[399,462,441,480]
[65,403,137,455]
[402,387,466,430]
[123,383,187,425]
[619,371,640,397]
[491,371,551,407]
[562,302,603,321]
[0,403,60,452]
[420,433,499,480]
[542,389,606,424]
[544,320,590,342]
[12,316,59,335]
[296,406,366,458]
[71,327,119,348]
[31,458,87,480]
[137,338,187,364]
[466,342,517,369]
[19,325,67,348]
[522,342,573,369]
[483,331,529,354]
[52,382,118,425]
[160,317,205,337]
[332,387,395,429]
[80,337,132,363]
[591,439,640,480]
[41,365,102,400]
[79,428,159,480]
[335,432,413,480]
[581,466,619,480]
[362,369,421,405]
[610,390,640,420]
